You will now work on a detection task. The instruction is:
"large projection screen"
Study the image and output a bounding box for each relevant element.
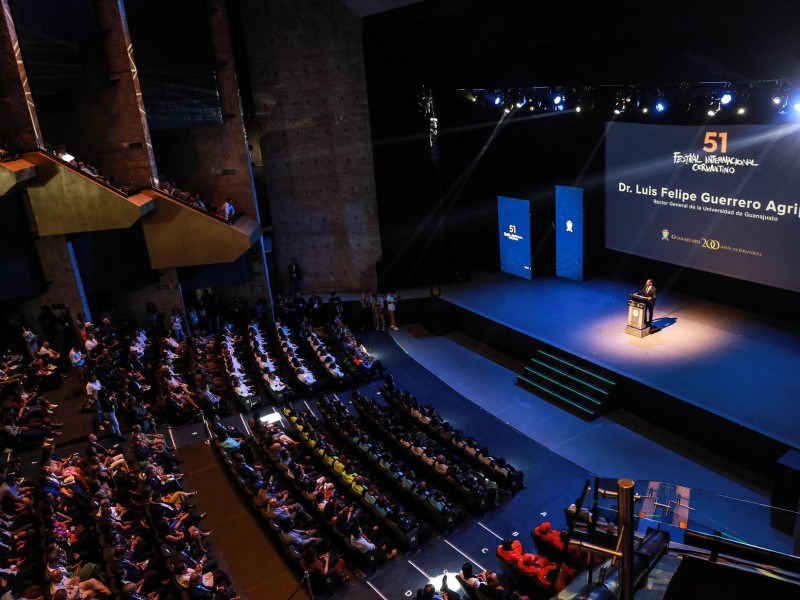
[605,122,800,293]
[498,196,531,280]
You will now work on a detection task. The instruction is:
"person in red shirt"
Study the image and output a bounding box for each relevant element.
[497,538,523,562]
[516,552,550,574]
[537,564,571,592]
[534,522,565,549]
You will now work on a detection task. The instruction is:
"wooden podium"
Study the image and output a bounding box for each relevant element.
[625,296,649,337]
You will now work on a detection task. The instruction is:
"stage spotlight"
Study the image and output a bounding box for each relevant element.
[613,94,633,115]
[720,92,733,105]
[553,94,563,105]
[707,100,720,116]
[573,87,595,113]
[655,101,666,112]
[793,102,800,112]
[494,95,503,106]
[737,107,747,115]
[516,96,527,108]
[772,94,784,105]
[641,106,649,114]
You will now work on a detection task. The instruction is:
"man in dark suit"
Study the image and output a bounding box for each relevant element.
[641,279,657,327]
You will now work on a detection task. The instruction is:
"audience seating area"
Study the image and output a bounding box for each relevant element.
[0,303,623,600]
[157,180,239,224]
[382,378,526,494]
[34,426,237,600]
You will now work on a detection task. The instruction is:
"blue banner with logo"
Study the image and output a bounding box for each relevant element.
[555,186,584,281]
[497,196,531,280]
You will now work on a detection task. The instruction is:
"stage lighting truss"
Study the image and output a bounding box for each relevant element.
[460,79,797,122]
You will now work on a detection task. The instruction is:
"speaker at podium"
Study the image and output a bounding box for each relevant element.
[625,293,649,337]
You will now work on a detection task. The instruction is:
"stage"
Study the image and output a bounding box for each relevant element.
[437,271,800,466]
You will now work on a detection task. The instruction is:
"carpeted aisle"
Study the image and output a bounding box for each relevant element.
[177,442,311,600]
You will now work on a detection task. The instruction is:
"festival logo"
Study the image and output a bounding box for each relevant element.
[662,229,669,241]
[672,131,759,175]
[504,223,523,241]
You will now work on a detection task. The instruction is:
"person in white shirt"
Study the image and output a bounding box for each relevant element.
[263,372,285,391]
[84,333,98,355]
[296,369,316,385]
[69,345,87,381]
[85,375,102,401]
[169,309,186,342]
[221,198,235,222]
[386,292,399,330]
[85,375,105,431]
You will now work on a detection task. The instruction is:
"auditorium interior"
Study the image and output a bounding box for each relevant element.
[1,1,800,599]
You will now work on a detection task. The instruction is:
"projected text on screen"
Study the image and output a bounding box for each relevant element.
[605,122,800,293]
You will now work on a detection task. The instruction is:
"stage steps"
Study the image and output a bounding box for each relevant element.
[517,349,619,419]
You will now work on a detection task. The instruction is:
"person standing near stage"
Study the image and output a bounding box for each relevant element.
[371,293,385,331]
[641,278,657,327]
[288,258,303,296]
[386,291,399,330]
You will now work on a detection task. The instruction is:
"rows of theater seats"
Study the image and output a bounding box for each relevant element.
[288,406,428,542]
[245,323,290,400]
[36,431,238,600]
[156,335,204,422]
[0,466,47,599]
[3,144,246,225]
[303,327,348,383]
[467,506,610,598]
[329,318,386,381]
[218,329,259,408]
[466,531,579,600]
[157,180,237,223]
[382,380,525,493]
[318,394,469,527]
[424,524,589,600]
[347,391,508,515]
[209,412,407,595]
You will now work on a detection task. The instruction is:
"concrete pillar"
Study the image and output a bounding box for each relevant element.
[144,0,270,306]
[145,1,260,221]
[237,0,381,294]
[113,267,184,330]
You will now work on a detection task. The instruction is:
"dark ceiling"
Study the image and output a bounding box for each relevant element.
[362,0,800,89]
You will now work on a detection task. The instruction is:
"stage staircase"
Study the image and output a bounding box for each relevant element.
[517,348,619,419]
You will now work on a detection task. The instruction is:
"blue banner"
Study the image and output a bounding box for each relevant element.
[498,196,531,280]
[556,186,584,281]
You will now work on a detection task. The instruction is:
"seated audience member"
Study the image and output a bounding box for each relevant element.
[497,537,524,562]
[278,519,321,548]
[300,547,349,583]
[458,563,489,588]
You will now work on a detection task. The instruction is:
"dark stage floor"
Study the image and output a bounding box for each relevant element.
[440,271,800,451]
